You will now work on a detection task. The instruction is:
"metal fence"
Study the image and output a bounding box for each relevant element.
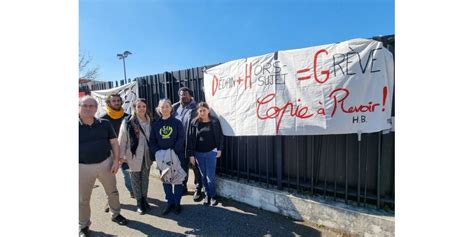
[81,35,395,210]
[79,79,134,94]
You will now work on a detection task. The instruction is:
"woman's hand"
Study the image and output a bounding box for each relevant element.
[189,156,196,166]
[119,158,127,165]
[216,150,222,158]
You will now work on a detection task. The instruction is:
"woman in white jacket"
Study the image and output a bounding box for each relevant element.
[118,98,152,215]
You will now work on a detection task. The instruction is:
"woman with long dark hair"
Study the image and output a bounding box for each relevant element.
[187,102,224,206]
[118,98,152,215]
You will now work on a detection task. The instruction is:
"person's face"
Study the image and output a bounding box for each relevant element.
[79,98,98,119]
[135,101,147,117]
[197,107,209,120]
[179,90,191,105]
[159,102,172,117]
[109,96,122,110]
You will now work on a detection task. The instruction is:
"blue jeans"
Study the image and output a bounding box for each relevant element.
[195,151,217,198]
[163,183,184,205]
[121,164,133,193]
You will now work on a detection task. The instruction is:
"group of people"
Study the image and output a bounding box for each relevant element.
[79,87,224,237]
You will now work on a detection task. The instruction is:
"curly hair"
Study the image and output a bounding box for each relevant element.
[105,93,123,106]
[178,87,193,97]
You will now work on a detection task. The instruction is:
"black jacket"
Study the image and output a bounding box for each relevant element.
[187,116,224,157]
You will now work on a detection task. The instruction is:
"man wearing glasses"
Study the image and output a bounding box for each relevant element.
[79,96,128,237]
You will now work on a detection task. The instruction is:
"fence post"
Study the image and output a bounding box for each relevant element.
[275,136,283,190]
[271,51,284,190]
[357,130,362,206]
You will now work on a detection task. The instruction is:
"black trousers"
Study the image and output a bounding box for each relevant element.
[182,158,202,192]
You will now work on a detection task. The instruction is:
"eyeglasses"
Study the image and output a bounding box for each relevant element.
[80,104,97,108]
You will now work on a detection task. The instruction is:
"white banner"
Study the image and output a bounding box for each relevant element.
[203,38,394,136]
[91,81,139,118]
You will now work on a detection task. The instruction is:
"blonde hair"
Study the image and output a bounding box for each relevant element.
[155,98,173,118]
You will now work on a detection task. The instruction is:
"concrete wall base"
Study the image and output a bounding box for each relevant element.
[216,177,394,237]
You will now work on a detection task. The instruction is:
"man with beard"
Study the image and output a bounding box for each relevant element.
[172,87,203,202]
[101,93,133,213]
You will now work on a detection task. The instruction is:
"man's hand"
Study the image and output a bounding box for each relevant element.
[216,150,222,158]
[189,156,196,166]
[111,159,120,174]
[109,138,120,174]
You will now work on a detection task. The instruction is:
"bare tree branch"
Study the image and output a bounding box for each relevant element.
[79,53,100,81]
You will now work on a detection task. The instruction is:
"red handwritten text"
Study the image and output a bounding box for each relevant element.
[314,49,330,84]
[328,88,380,117]
[212,75,219,96]
[256,93,314,134]
[245,63,253,90]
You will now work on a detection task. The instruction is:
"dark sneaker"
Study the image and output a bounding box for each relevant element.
[210,197,218,206]
[137,204,145,215]
[79,227,89,237]
[203,196,210,205]
[193,190,202,202]
[174,204,181,214]
[137,199,146,215]
[111,214,128,225]
[143,198,151,210]
[162,204,174,215]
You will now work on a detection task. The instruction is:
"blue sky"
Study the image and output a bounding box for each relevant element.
[79,0,394,82]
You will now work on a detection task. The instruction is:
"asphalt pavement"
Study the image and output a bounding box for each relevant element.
[86,165,345,237]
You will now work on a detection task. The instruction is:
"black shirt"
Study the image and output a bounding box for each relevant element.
[79,118,117,164]
[196,121,217,152]
[101,113,130,169]
[101,113,128,135]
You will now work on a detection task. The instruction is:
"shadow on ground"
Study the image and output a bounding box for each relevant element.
[158,196,322,237]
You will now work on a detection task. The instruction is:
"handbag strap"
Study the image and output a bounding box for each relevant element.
[136,121,150,145]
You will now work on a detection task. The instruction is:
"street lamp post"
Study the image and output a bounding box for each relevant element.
[117,51,132,82]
